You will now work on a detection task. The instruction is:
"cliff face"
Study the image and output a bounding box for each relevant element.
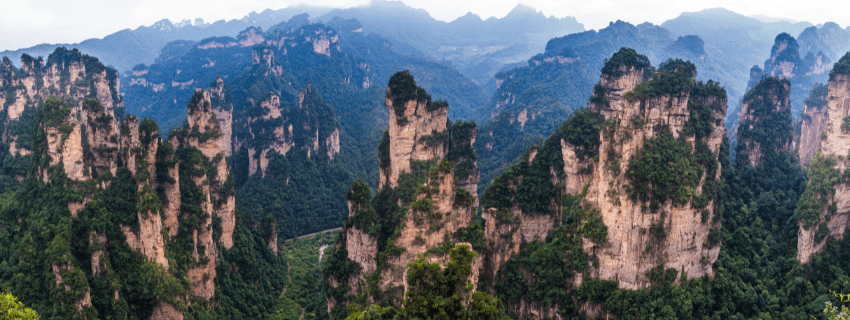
[242,85,341,178]
[797,65,850,263]
[797,84,830,166]
[326,71,480,309]
[480,51,726,311]
[209,76,233,157]
[6,47,244,319]
[585,64,725,289]
[378,74,450,189]
[171,90,237,298]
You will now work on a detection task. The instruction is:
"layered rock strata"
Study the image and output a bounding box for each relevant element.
[797,64,850,263]
[482,54,726,293]
[328,71,480,307]
[21,48,239,319]
[584,64,725,289]
[797,84,830,166]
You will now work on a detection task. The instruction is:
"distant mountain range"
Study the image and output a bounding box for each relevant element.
[0,5,332,72]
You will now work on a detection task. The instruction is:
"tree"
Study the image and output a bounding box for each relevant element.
[0,292,39,320]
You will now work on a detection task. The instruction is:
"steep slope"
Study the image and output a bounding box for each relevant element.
[480,49,727,317]
[473,21,708,193]
[123,16,488,239]
[0,48,291,320]
[796,83,829,166]
[741,33,831,121]
[797,22,850,63]
[323,71,481,319]
[795,52,850,263]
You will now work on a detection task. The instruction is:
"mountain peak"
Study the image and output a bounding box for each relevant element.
[504,3,543,19]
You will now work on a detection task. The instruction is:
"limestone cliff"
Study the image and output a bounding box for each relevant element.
[326,71,481,309]
[796,55,850,263]
[209,76,233,157]
[168,90,238,298]
[481,50,726,313]
[378,71,450,189]
[797,83,830,166]
[119,116,169,268]
[242,85,341,178]
[3,47,281,320]
[2,49,125,164]
[585,60,725,289]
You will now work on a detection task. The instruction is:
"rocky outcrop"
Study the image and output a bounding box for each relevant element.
[151,301,184,320]
[481,52,725,295]
[798,84,830,166]
[797,69,850,263]
[243,85,341,177]
[381,169,478,291]
[379,72,450,189]
[584,62,725,289]
[209,76,233,157]
[7,47,246,319]
[328,71,480,307]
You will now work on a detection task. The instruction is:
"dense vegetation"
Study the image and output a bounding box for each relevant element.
[343,246,510,320]
[804,83,829,110]
[736,76,794,169]
[626,126,709,210]
[601,48,652,77]
[829,51,850,80]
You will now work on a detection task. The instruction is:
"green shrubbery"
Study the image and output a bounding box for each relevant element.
[829,51,850,80]
[626,126,704,211]
[601,48,651,77]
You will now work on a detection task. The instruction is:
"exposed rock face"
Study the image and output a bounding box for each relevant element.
[379,78,450,189]
[797,72,850,263]
[381,169,478,291]
[43,119,86,182]
[209,76,233,156]
[186,90,235,250]
[90,232,107,277]
[482,56,726,295]
[328,71,480,308]
[6,46,245,319]
[798,84,830,166]
[151,301,184,320]
[584,65,725,289]
[243,85,341,178]
[3,50,126,174]
[507,299,563,320]
[737,78,793,168]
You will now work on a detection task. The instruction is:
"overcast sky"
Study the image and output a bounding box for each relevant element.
[1,0,847,51]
